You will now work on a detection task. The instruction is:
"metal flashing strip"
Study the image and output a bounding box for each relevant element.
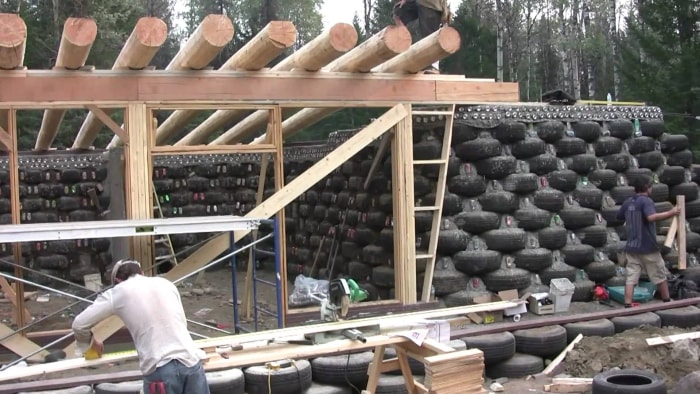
[0,216,264,242]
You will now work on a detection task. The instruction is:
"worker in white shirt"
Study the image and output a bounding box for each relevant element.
[72,259,209,394]
[393,0,452,74]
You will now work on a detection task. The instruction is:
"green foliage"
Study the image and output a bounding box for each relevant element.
[619,0,700,147]
[442,1,497,77]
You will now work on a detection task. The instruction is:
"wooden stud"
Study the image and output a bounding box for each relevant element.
[270,105,288,324]
[391,104,416,304]
[6,109,31,328]
[541,333,583,376]
[124,104,153,274]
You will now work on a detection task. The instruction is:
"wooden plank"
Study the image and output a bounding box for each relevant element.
[454,296,700,338]
[124,104,153,274]
[392,105,416,304]
[435,80,520,102]
[544,378,593,393]
[678,195,687,269]
[364,133,392,191]
[0,323,48,362]
[647,330,700,346]
[542,334,583,376]
[63,104,410,355]
[0,71,520,104]
[7,300,520,381]
[85,104,128,143]
[664,215,678,249]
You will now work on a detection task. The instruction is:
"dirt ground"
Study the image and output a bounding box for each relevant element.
[3,269,700,393]
[564,325,700,392]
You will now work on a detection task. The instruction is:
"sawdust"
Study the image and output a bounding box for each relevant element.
[564,325,700,389]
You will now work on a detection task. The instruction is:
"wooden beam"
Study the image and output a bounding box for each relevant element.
[154,21,297,145]
[270,106,288,323]
[0,323,48,362]
[35,18,97,150]
[72,17,167,150]
[0,123,11,151]
[212,25,412,145]
[176,23,356,146]
[124,104,153,273]
[62,105,408,356]
[151,144,277,154]
[0,71,519,105]
[106,14,234,149]
[85,105,128,143]
[0,13,26,70]
[392,106,417,303]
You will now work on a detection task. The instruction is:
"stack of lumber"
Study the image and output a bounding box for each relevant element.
[419,349,485,394]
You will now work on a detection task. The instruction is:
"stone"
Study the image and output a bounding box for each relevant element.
[192,288,205,296]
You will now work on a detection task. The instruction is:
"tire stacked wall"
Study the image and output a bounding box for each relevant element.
[0,153,110,287]
[4,105,700,304]
[425,104,700,306]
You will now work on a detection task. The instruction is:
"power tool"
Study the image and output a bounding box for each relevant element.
[319,278,368,322]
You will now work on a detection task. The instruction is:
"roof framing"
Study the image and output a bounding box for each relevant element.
[0,70,518,107]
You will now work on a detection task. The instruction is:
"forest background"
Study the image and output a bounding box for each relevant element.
[0,0,697,154]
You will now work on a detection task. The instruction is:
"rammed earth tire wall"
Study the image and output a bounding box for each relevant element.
[7,106,700,301]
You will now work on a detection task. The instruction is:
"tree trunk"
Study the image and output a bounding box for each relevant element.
[558,2,570,93]
[583,0,595,98]
[610,0,620,100]
[495,0,504,82]
[571,0,581,99]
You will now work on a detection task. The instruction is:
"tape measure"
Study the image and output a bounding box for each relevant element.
[84,348,137,361]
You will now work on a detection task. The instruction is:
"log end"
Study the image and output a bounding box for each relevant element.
[266,21,297,48]
[328,23,359,53]
[63,17,98,47]
[0,13,27,48]
[382,25,412,55]
[133,17,168,47]
[201,14,235,47]
[437,26,461,54]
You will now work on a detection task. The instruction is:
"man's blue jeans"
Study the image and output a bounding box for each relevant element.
[142,359,210,394]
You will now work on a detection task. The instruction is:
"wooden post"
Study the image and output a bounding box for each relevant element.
[678,195,687,269]
[4,109,31,326]
[391,104,416,304]
[270,105,288,324]
[124,104,154,274]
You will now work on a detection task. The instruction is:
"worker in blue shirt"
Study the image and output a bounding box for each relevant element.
[617,176,680,307]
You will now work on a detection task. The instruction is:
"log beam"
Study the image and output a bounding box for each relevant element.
[155,21,296,145]
[263,26,461,142]
[106,14,234,149]
[35,18,97,150]
[72,17,167,150]
[211,25,411,145]
[175,23,356,146]
[62,104,408,356]
[0,13,26,70]
[373,26,460,73]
